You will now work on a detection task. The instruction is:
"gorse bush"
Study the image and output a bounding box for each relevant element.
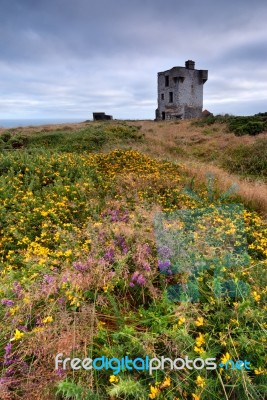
[223,139,267,178]
[192,114,267,136]
[228,117,267,136]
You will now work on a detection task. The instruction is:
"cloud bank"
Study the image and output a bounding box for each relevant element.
[0,0,267,119]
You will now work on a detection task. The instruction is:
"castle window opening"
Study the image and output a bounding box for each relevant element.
[165,75,169,87]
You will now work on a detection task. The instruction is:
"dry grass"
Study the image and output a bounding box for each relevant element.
[127,119,267,160]
[180,160,267,216]
[126,120,267,217]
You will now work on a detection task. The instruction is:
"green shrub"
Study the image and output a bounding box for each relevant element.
[192,114,267,136]
[228,118,267,136]
[0,123,143,153]
[0,131,12,142]
[223,139,267,177]
[9,134,29,148]
[191,115,216,127]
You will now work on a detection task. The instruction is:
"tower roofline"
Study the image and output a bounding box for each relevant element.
[158,60,207,75]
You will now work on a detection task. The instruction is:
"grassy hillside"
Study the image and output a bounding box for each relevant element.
[0,120,266,400]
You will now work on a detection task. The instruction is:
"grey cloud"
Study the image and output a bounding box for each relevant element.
[0,0,267,119]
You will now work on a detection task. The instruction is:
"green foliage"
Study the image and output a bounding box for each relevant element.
[191,114,232,127]
[228,117,267,136]
[106,377,147,399]
[56,380,84,399]
[56,379,100,400]
[191,115,217,127]
[223,139,267,177]
[192,114,267,136]
[0,123,143,153]
[1,131,11,142]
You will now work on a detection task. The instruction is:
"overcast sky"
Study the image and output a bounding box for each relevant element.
[0,0,267,120]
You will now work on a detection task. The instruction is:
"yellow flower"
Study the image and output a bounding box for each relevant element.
[195,316,204,327]
[64,250,72,257]
[252,291,261,302]
[23,296,31,304]
[9,306,19,315]
[221,352,231,365]
[103,285,109,293]
[40,211,48,217]
[109,375,119,383]
[194,346,205,354]
[192,394,201,400]
[42,316,53,324]
[160,376,171,389]
[230,319,239,325]
[97,321,106,329]
[178,317,186,325]
[11,329,24,341]
[195,333,205,347]
[196,375,206,388]
[149,385,160,399]
[32,327,44,333]
[254,367,265,375]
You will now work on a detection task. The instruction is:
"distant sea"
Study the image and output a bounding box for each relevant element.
[0,118,86,129]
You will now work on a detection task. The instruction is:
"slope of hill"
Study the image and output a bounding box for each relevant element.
[0,120,266,400]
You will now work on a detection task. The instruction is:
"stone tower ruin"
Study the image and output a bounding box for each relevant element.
[155,60,208,120]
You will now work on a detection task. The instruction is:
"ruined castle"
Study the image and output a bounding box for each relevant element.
[155,60,208,120]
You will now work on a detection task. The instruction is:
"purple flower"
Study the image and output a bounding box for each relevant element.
[55,367,66,377]
[102,209,120,222]
[121,211,129,223]
[43,274,54,284]
[158,245,172,258]
[17,325,28,332]
[142,262,151,272]
[130,271,146,287]
[5,343,12,354]
[103,208,129,223]
[136,274,146,286]
[103,247,115,263]
[3,343,18,367]
[0,377,9,384]
[61,274,69,283]
[13,281,23,298]
[131,271,139,280]
[110,210,120,222]
[98,231,106,242]
[115,235,129,254]
[1,299,15,307]
[57,297,66,306]
[143,243,151,256]
[158,260,171,272]
[73,261,89,272]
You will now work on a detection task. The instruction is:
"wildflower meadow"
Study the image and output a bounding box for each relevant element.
[0,121,266,399]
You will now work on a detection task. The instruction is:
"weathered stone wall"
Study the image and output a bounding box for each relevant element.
[156,61,208,120]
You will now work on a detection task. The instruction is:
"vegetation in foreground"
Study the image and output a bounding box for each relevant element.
[192,113,267,137]
[0,121,266,399]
